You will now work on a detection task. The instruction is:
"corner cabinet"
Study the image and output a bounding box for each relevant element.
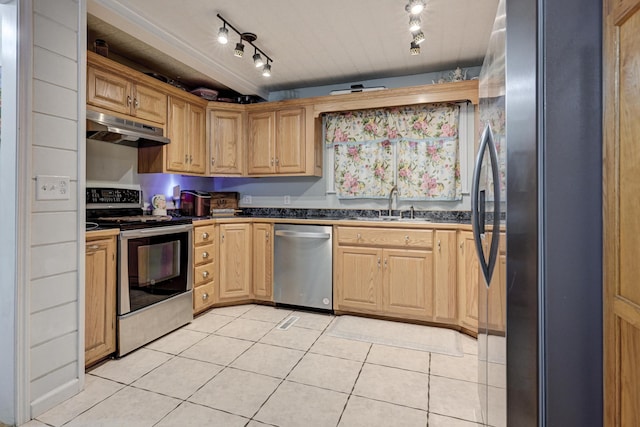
[85,234,117,367]
[193,223,217,314]
[208,106,245,175]
[252,223,273,301]
[218,223,252,301]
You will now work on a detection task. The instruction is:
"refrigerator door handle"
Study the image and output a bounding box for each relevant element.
[471,123,502,285]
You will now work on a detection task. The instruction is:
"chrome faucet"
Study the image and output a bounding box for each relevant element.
[388,184,398,216]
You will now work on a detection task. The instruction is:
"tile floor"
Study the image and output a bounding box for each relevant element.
[24,304,484,427]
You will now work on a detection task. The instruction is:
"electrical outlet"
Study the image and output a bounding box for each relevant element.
[284,195,291,205]
[36,175,70,200]
[242,195,252,205]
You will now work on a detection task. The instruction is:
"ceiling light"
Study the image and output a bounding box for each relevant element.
[410,41,420,55]
[216,15,274,79]
[409,16,421,32]
[412,30,425,45]
[217,24,229,44]
[406,0,425,15]
[253,50,264,68]
[234,41,244,57]
[262,61,271,77]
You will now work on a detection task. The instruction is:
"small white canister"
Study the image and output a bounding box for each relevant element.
[151,194,167,216]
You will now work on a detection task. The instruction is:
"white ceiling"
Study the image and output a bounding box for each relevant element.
[87,0,499,99]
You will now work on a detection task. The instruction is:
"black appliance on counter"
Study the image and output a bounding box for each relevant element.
[86,183,193,357]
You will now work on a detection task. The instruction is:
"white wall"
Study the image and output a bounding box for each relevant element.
[28,0,86,419]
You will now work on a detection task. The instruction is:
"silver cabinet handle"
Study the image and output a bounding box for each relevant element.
[357,233,361,240]
[405,235,410,243]
[202,292,208,300]
[211,157,215,166]
[221,233,225,243]
[275,158,279,166]
[270,158,274,166]
[438,240,441,253]
[134,98,139,108]
[185,154,189,163]
[88,244,100,250]
[275,230,331,239]
[202,232,209,239]
[202,251,209,259]
[190,155,193,164]
[377,257,381,269]
[384,258,388,268]
[202,270,209,278]
[127,95,132,106]
[266,231,270,241]
[460,241,464,249]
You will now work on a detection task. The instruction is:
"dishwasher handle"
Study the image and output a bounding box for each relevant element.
[275,230,331,239]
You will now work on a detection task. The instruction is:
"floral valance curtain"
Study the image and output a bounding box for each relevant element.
[325,103,461,200]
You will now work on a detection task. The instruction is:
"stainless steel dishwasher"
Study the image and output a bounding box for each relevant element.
[273,224,333,311]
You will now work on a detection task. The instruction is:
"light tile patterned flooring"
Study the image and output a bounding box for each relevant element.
[24,304,483,427]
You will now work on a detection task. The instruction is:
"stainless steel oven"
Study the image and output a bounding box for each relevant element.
[87,183,194,357]
[118,223,193,356]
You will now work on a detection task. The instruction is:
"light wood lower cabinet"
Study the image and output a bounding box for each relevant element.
[252,223,273,301]
[457,230,480,332]
[193,224,216,314]
[334,226,436,323]
[433,230,458,323]
[218,223,252,301]
[85,235,116,367]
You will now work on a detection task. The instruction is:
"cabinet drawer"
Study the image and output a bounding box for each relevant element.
[194,263,214,287]
[193,282,215,312]
[194,244,214,266]
[194,225,215,245]
[337,227,433,249]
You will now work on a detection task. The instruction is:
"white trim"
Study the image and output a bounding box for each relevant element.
[77,0,87,393]
[30,379,80,417]
[17,0,33,423]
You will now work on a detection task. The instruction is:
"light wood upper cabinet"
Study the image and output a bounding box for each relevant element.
[218,223,252,301]
[85,235,116,367]
[165,97,206,174]
[433,230,457,323]
[209,108,245,175]
[87,64,166,125]
[457,230,480,333]
[252,223,273,301]
[247,107,306,175]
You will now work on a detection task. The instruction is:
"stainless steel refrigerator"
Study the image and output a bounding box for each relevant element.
[471,0,603,425]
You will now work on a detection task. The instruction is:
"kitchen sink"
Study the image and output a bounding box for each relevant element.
[346,216,430,223]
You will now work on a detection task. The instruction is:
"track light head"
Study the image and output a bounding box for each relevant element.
[253,51,264,68]
[409,16,421,32]
[234,42,245,57]
[405,0,425,15]
[410,41,420,55]
[412,30,425,45]
[217,24,229,44]
[262,62,272,77]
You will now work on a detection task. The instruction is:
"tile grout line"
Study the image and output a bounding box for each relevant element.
[426,352,431,427]
[335,342,373,427]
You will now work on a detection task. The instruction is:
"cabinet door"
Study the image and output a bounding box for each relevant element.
[87,65,132,115]
[383,248,433,320]
[133,83,167,124]
[218,223,252,300]
[85,237,116,367]
[247,111,276,175]
[433,230,457,323]
[458,231,479,331]
[165,96,189,172]
[252,223,273,300]
[276,108,305,174]
[210,109,244,174]
[335,246,382,313]
[189,104,207,174]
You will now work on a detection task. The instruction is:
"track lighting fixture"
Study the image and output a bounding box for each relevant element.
[405,0,425,15]
[217,23,229,44]
[410,41,420,55]
[216,14,274,78]
[409,16,421,32]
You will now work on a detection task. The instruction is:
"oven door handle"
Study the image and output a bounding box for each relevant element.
[120,223,193,239]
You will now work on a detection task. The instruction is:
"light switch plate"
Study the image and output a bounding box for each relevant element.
[284,195,291,205]
[36,175,70,200]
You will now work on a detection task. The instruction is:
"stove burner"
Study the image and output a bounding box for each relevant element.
[97,215,172,223]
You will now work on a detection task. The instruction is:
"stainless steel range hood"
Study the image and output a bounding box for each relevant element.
[86,110,170,148]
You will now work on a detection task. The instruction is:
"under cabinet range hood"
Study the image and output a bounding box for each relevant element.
[86,110,170,148]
